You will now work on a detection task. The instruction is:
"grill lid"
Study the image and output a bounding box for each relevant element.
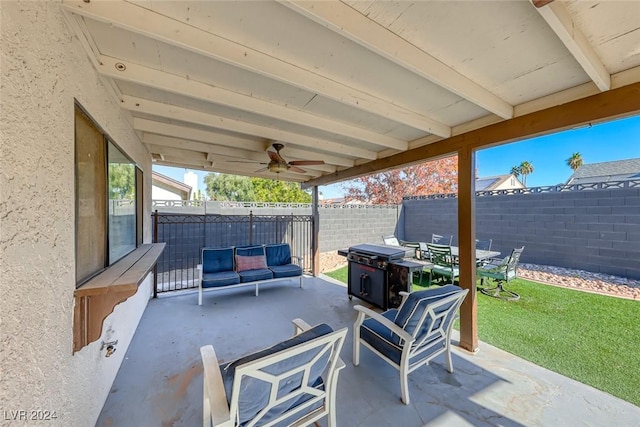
[347,243,407,260]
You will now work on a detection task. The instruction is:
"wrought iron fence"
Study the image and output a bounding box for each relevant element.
[152,211,314,295]
[403,179,640,200]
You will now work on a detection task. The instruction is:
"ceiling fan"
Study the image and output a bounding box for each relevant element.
[228,143,324,174]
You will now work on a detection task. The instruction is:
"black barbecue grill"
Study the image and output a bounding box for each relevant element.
[338,243,417,309]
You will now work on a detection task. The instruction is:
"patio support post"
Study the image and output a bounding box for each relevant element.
[311,186,320,276]
[457,147,478,352]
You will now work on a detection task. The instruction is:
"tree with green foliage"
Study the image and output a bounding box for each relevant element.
[510,165,521,178]
[108,163,135,199]
[204,174,255,201]
[204,173,311,202]
[250,178,311,203]
[518,161,534,186]
[566,152,584,171]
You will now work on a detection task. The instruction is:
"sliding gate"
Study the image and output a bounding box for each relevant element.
[152,211,314,296]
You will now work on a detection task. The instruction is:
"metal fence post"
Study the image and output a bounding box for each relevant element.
[249,210,254,245]
[153,209,158,298]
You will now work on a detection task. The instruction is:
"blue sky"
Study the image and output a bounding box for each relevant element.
[153,114,640,199]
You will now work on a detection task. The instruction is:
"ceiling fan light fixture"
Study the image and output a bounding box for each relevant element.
[268,162,289,173]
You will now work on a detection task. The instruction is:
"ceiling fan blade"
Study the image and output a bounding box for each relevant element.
[267,151,284,162]
[289,160,325,166]
[288,166,307,174]
[255,166,269,173]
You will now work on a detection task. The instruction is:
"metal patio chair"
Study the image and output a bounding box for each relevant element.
[382,235,401,246]
[478,246,525,301]
[353,285,469,404]
[475,239,493,251]
[426,243,459,285]
[431,233,453,246]
[200,318,347,427]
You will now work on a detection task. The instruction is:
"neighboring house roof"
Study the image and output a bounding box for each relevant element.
[320,197,366,205]
[476,174,525,191]
[566,158,640,185]
[152,171,192,200]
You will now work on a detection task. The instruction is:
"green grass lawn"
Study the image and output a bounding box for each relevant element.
[324,266,640,407]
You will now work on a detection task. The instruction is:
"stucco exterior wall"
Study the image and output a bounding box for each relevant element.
[1,2,153,426]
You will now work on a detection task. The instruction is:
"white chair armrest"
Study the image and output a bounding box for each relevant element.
[200,345,232,426]
[398,291,411,305]
[291,255,304,271]
[353,305,414,344]
[292,318,313,335]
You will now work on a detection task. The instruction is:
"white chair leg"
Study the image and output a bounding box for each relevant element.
[299,276,303,288]
[399,360,410,405]
[353,328,360,366]
[327,374,339,427]
[199,287,202,306]
[202,385,210,427]
[255,284,259,296]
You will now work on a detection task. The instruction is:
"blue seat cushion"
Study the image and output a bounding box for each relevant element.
[236,245,266,258]
[238,268,273,283]
[269,264,302,278]
[360,310,402,365]
[265,244,292,267]
[202,247,235,274]
[393,285,463,344]
[202,271,240,288]
[220,324,333,426]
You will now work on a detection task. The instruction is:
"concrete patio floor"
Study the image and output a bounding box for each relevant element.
[98,276,640,426]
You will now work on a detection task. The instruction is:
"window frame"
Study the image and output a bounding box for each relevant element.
[74,102,142,287]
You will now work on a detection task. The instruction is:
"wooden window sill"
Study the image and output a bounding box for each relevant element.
[73,243,165,353]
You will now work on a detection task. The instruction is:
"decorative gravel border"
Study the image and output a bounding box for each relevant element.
[518,263,640,301]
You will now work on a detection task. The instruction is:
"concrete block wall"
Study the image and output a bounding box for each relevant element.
[319,206,400,252]
[155,204,401,254]
[401,188,640,279]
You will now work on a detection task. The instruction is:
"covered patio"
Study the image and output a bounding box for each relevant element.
[57,0,640,353]
[3,1,640,426]
[98,276,640,426]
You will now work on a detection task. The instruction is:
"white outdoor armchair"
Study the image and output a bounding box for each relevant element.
[353,285,469,404]
[200,319,347,427]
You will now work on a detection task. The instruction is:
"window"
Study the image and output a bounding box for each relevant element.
[75,104,142,286]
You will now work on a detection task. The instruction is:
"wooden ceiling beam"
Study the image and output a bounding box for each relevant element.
[282,1,514,120]
[532,0,611,91]
[101,57,408,152]
[303,82,640,188]
[120,94,377,160]
[61,0,450,136]
[134,119,261,152]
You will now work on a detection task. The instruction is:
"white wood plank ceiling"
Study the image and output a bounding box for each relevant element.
[62,0,640,184]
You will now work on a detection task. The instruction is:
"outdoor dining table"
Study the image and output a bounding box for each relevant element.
[449,246,501,261]
[406,244,502,285]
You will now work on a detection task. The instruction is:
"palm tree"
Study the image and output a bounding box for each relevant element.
[510,165,521,177]
[566,152,583,171]
[519,161,534,186]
